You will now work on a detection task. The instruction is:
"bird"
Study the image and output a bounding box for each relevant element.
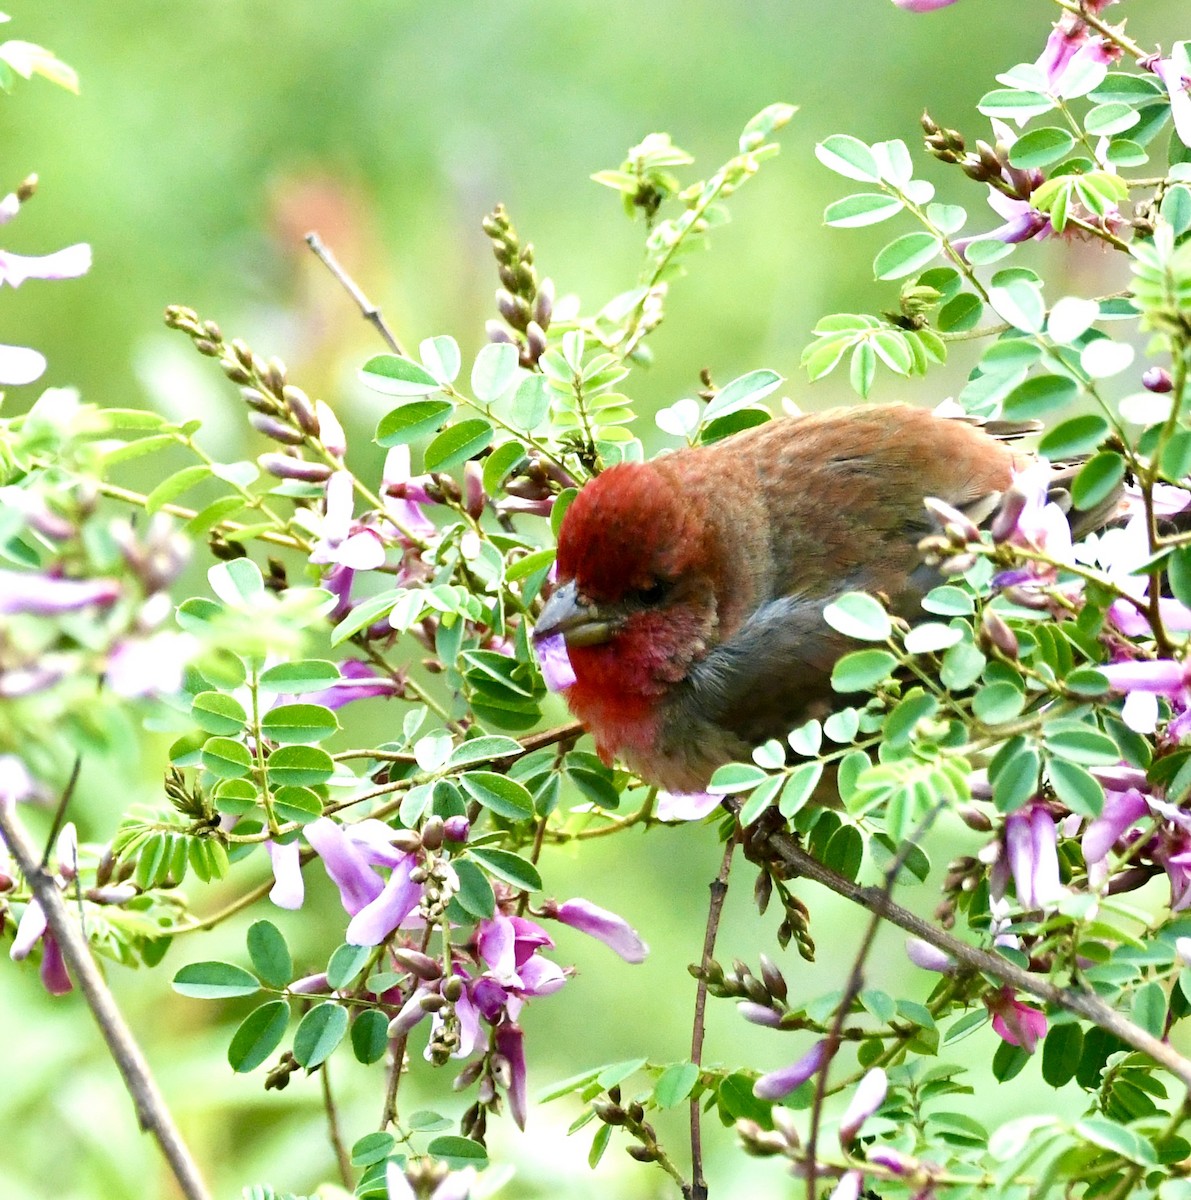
[531,402,1102,794]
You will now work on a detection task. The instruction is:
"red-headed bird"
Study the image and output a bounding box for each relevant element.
[533,404,1055,793]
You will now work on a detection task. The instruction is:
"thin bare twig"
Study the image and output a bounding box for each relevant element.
[760,829,1191,1091]
[321,1060,353,1187]
[306,230,405,355]
[0,803,212,1200]
[684,836,736,1200]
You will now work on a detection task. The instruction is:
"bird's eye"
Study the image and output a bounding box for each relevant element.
[635,581,669,606]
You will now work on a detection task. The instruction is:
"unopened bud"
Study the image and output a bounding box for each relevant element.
[193,338,219,357]
[263,356,288,395]
[1142,366,1173,393]
[249,412,305,444]
[284,385,320,435]
[758,953,787,1002]
[240,386,274,413]
[221,358,253,385]
[420,815,445,852]
[533,278,554,329]
[485,320,515,345]
[418,992,447,1013]
[923,496,980,544]
[230,338,254,369]
[627,1145,659,1163]
[443,816,470,843]
[496,288,531,329]
[463,461,485,520]
[957,804,993,832]
[442,974,464,1002]
[979,608,1019,659]
[525,320,547,362]
[259,454,332,482]
[202,320,222,343]
[17,174,38,202]
[392,948,443,980]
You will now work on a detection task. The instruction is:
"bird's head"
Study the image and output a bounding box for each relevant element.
[533,460,723,702]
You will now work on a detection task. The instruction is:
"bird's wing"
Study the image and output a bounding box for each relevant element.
[674,593,859,747]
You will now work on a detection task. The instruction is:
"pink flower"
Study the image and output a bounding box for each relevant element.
[753,1040,827,1101]
[534,632,575,692]
[988,989,1047,1052]
[0,243,90,287]
[1005,804,1062,909]
[0,342,45,384]
[656,790,721,822]
[890,0,959,9]
[1150,45,1191,149]
[0,569,120,615]
[346,854,422,946]
[266,838,304,909]
[839,1068,888,1144]
[544,897,648,963]
[494,1021,528,1129]
[309,471,386,571]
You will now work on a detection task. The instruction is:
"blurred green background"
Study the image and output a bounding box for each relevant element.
[2,2,1186,1198]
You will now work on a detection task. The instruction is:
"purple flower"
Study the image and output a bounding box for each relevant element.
[1099,659,1187,694]
[534,632,575,692]
[1150,45,1191,149]
[839,1068,888,1144]
[545,898,648,963]
[106,632,196,699]
[0,342,45,384]
[443,816,471,842]
[266,838,304,909]
[1005,804,1062,909]
[956,189,1051,257]
[988,989,1047,1052]
[494,1020,528,1129]
[753,1040,827,1101]
[1082,788,1147,867]
[304,817,386,914]
[309,471,386,571]
[828,1172,862,1200]
[346,854,422,945]
[0,569,120,616]
[0,755,34,813]
[381,446,438,540]
[890,0,959,9]
[9,822,79,995]
[0,243,90,287]
[656,790,720,822]
[905,937,954,974]
[302,659,402,710]
[315,400,347,459]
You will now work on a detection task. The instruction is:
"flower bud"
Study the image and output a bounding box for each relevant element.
[284,385,320,435]
[533,278,554,329]
[259,454,332,482]
[979,608,1019,659]
[525,320,547,363]
[421,815,445,852]
[485,320,515,345]
[392,948,443,980]
[1142,366,1173,393]
[443,816,470,843]
[249,412,306,444]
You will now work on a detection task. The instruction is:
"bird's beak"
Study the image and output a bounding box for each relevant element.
[533,580,615,648]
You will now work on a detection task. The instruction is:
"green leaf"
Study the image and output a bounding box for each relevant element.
[266,745,335,788]
[201,736,253,779]
[654,1062,700,1108]
[822,592,891,641]
[1072,451,1125,511]
[1047,757,1104,817]
[1075,1117,1157,1166]
[258,660,341,694]
[883,689,939,746]
[351,1131,396,1168]
[815,135,881,182]
[1002,373,1078,420]
[459,771,534,820]
[469,847,543,893]
[1085,101,1140,137]
[209,558,265,605]
[471,342,520,403]
[452,858,496,919]
[426,1136,489,1169]
[511,375,552,431]
[375,399,454,447]
[903,622,963,655]
[738,773,784,826]
[873,232,942,281]
[192,692,248,735]
[261,703,339,744]
[227,1000,290,1073]
[1041,1022,1083,1088]
[420,335,461,384]
[292,1001,349,1068]
[351,1010,391,1065]
[704,369,783,421]
[360,354,441,396]
[1042,722,1124,766]
[247,920,292,989]
[978,89,1055,120]
[922,586,974,617]
[937,293,983,333]
[423,418,494,472]
[589,1123,611,1169]
[780,762,824,818]
[1131,979,1167,1038]
[823,192,904,227]
[1008,126,1076,169]
[173,961,261,1000]
[989,279,1046,334]
[273,786,322,824]
[824,824,863,880]
[1038,414,1109,459]
[146,464,211,514]
[482,440,527,496]
[992,745,1040,813]
[325,943,370,991]
[446,735,524,768]
[708,762,771,795]
[831,649,898,693]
